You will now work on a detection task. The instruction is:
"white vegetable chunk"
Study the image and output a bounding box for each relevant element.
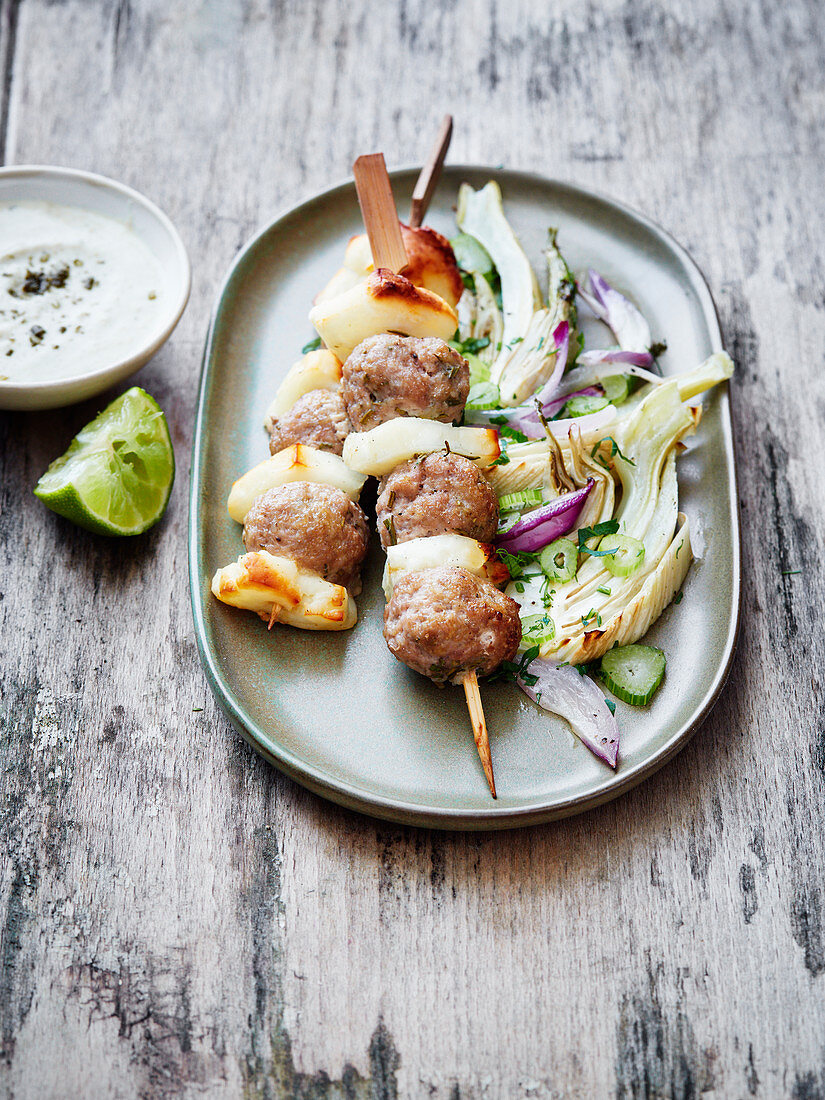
[457,181,542,380]
[547,514,692,664]
[315,227,464,308]
[382,535,510,599]
[312,266,362,306]
[676,352,734,401]
[264,349,342,427]
[227,444,366,522]
[308,270,458,363]
[212,550,357,631]
[342,418,500,476]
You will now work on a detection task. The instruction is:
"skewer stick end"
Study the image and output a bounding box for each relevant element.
[462,670,496,799]
[409,114,454,229]
[352,153,408,274]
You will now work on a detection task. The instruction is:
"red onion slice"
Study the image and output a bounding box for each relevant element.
[465,322,570,435]
[497,479,593,553]
[583,270,652,353]
[485,400,616,441]
[533,320,570,406]
[518,660,620,768]
[555,359,664,398]
[577,348,654,369]
[540,385,602,420]
[577,284,609,323]
[501,386,602,437]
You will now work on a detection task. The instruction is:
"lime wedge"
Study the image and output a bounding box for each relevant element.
[34,387,175,536]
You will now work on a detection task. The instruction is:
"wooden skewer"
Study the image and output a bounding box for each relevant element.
[352,153,408,274]
[409,114,453,228]
[462,671,496,799]
[352,146,497,799]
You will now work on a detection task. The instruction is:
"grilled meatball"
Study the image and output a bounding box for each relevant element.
[384,567,522,682]
[243,482,369,594]
[342,334,469,431]
[375,451,498,550]
[268,388,350,456]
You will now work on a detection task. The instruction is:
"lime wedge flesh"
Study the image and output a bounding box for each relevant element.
[34,387,175,536]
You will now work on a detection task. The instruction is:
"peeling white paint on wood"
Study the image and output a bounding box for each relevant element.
[1,1,824,1097]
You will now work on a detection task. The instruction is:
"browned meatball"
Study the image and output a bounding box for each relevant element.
[243,482,369,594]
[384,567,522,682]
[342,335,469,431]
[375,451,498,550]
[268,388,351,456]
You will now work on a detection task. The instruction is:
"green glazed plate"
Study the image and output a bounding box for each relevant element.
[189,167,740,829]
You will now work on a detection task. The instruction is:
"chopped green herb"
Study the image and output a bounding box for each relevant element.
[605,698,616,716]
[492,451,510,466]
[570,330,585,364]
[490,644,541,686]
[301,336,322,354]
[674,590,684,604]
[592,436,636,465]
[192,707,204,712]
[497,548,536,580]
[597,585,612,596]
[490,416,528,443]
[541,577,555,607]
[452,335,491,356]
[781,569,801,576]
[577,520,620,557]
[383,516,397,545]
[605,436,635,465]
[505,336,523,349]
[649,340,668,358]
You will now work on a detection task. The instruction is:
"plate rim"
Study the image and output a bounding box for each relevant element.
[188,164,741,830]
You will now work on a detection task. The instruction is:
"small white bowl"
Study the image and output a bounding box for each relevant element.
[0,166,190,410]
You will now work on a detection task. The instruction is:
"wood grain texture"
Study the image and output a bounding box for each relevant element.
[1,0,824,1096]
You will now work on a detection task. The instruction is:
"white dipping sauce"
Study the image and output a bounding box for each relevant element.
[0,201,167,383]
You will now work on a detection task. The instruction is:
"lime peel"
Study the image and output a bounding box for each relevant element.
[34,386,175,536]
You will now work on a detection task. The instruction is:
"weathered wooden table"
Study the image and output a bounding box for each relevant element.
[1,2,822,1096]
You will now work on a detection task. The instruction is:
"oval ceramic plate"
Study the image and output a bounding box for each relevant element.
[189,167,740,830]
[0,165,190,410]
